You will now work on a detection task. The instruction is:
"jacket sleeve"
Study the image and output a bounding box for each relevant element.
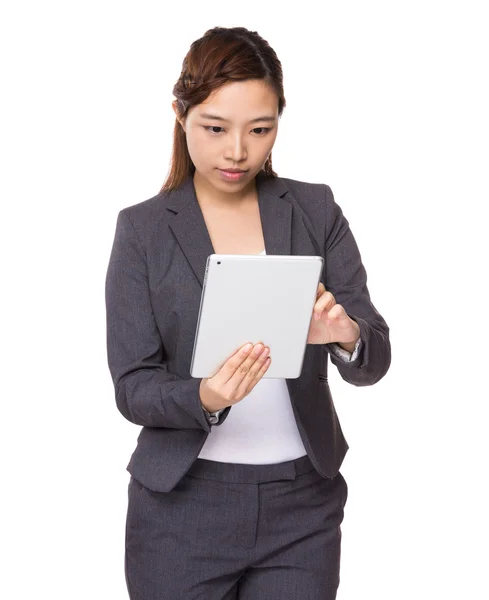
[105,209,230,431]
[321,185,391,386]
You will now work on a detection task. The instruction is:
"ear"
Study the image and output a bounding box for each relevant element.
[172,100,186,132]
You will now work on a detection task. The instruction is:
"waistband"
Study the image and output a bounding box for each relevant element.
[185,453,315,484]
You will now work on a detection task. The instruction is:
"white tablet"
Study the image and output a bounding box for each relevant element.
[190,254,324,379]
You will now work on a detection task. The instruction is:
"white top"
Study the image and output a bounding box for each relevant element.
[197,249,362,465]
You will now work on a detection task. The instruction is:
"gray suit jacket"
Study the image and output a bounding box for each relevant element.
[105,172,391,492]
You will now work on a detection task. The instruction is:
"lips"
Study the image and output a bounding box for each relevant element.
[218,169,247,181]
[219,168,247,173]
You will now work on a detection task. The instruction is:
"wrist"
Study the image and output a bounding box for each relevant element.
[338,322,361,353]
[337,340,357,353]
[199,381,222,413]
[201,402,220,414]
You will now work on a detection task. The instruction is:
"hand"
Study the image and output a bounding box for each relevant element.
[199,342,271,412]
[307,283,361,346]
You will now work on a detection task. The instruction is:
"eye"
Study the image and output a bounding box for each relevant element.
[203,126,271,135]
[204,126,225,134]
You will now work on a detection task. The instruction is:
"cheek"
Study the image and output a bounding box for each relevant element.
[186,133,210,159]
[260,138,276,159]
[262,130,277,150]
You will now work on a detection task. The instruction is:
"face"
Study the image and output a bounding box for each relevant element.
[173,79,279,196]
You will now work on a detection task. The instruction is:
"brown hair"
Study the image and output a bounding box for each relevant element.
[160,26,287,193]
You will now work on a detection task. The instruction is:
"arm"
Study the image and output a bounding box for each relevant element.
[322,185,391,386]
[105,210,230,431]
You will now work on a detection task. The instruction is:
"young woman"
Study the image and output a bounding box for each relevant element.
[105,25,391,600]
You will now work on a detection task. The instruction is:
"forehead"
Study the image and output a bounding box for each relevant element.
[194,80,278,119]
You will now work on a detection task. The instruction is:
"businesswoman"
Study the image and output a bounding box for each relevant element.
[105,26,391,600]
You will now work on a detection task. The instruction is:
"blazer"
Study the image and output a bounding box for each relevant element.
[105,172,391,493]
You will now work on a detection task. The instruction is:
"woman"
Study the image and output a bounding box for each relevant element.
[105,26,391,600]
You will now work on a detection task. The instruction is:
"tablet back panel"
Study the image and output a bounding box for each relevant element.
[190,254,323,379]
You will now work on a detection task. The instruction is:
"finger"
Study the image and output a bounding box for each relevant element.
[243,353,272,395]
[325,304,346,324]
[231,343,268,388]
[316,282,326,297]
[231,344,269,398]
[314,291,336,319]
[219,342,254,383]
[211,344,242,376]
[234,346,270,397]
[225,342,265,386]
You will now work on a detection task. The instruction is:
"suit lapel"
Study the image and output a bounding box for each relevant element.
[166,172,292,288]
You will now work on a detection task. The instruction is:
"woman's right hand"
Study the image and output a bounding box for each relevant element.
[199,342,271,412]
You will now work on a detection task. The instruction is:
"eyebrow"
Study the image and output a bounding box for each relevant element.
[199,112,277,123]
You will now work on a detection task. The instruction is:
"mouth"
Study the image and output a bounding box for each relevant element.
[218,168,248,181]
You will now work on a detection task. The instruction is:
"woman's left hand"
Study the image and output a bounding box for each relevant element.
[307,282,361,346]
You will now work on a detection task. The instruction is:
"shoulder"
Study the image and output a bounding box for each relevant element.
[111,188,179,251]
[118,191,169,225]
[279,175,330,195]
[274,175,337,218]
[108,190,175,256]
[274,176,348,245]
[274,175,335,207]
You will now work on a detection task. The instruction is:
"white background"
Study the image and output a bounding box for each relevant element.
[2,1,488,598]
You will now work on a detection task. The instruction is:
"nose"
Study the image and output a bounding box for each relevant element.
[223,132,248,163]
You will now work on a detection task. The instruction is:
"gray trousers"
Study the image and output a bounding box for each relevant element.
[125,454,348,599]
